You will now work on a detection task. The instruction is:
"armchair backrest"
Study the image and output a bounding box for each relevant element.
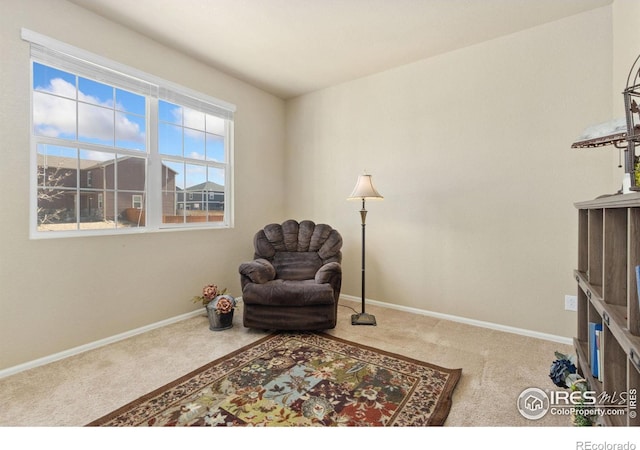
[254,220,342,280]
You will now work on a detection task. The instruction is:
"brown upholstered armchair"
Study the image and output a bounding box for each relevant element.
[239,220,342,330]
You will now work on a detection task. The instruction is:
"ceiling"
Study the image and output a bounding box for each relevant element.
[69,0,612,99]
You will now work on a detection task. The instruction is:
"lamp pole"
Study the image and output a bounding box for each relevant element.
[352,195,376,325]
[360,198,367,315]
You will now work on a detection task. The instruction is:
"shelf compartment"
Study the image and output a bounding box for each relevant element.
[577,287,589,344]
[629,208,640,336]
[604,208,627,307]
[588,209,604,288]
[603,327,628,426]
[576,270,604,314]
[578,209,588,273]
[576,270,603,305]
[574,337,600,390]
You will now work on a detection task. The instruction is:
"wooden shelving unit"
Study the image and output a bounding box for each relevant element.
[574,193,640,426]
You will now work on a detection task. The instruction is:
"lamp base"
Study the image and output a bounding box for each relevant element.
[351,312,377,326]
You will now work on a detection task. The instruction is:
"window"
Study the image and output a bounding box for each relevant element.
[24,29,235,238]
[132,195,143,209]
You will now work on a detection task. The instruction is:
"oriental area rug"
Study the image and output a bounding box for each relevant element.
[87,332,462,427]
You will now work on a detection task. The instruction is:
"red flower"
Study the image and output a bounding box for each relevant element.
[192,284,229,307]
[202,284,218,300]
[215,297,234,314]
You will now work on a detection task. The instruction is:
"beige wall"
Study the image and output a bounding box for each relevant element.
[0,0,286,369]
[285,6,620,338]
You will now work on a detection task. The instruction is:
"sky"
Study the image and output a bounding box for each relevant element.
[32,62,226,189]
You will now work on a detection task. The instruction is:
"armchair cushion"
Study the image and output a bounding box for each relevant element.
[272,252,322,280]
[242,279,334,307]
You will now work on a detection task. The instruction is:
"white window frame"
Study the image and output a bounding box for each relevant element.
[23,29,235,239]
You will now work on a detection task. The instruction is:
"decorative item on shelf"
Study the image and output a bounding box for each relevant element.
[571,53,640,193]
[192,284,236,331]
[571,117,629,149]
[623,53,640,190]
[549,351,593,427]
[347,172,383,326]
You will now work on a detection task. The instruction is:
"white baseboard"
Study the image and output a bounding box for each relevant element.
[1,295,570,380]
[0,309,204,380]
[340,294,573,346]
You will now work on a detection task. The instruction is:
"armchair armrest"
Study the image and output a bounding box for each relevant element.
[315,261,341,285]
[239,258,276,284]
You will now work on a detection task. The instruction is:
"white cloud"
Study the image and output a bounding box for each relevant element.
[78,102,114,141]
[116,112,145,143]
[34,78,145,145]
[33,89,76,137]
[182,107,204,130]
[187,151,205,160]
[180,106,225,135]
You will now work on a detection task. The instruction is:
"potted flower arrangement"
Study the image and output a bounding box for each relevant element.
[192,283,236,331]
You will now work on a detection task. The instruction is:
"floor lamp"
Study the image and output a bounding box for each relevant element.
[348,173,383,325]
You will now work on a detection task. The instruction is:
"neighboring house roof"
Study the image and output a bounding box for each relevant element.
[37,154,178,174]
[186,181,224,192]
[37,154,99,170]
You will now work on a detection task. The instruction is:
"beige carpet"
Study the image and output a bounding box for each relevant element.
[0,300,572,427]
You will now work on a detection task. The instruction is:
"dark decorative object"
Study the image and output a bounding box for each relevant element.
[548,352,592,426]
[549,353,577,389]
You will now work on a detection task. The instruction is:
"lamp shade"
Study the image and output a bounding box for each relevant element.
[348,174,383,200]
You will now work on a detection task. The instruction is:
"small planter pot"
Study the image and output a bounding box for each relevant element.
[206,295,236,331]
